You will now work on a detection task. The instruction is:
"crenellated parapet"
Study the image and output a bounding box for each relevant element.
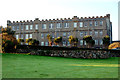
[7,14,110,25]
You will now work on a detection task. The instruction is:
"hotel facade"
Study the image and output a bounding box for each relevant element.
[7,14,112,48]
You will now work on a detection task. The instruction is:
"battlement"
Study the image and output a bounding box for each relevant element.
[7,14,110,24]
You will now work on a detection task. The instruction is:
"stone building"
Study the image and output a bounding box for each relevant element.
[7,14,112,48]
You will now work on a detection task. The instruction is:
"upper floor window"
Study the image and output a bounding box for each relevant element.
[26,25,29,30]
[67,42,70,46]
[64,23,69,28]
[57,23,61,28]
[84,41,87,45]
[35,24,38,30]
[89,21,92,26]
[94,21,98,26]
[16,35,19,40]
[84,22,87,27]
[100,21,103,26]
[21,26,23,30]
[49,23,53,29]
[17,26,19,30]
[74,22,77,27]
[79,22,83,27]
[29,34,32,38]
[30,25,33,30]
[12,26,15,31]
[42,24,46,29]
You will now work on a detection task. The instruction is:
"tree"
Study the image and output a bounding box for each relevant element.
[83,35,95,48]
[26,38,39,46]
[17,38,24,45]
[69,35,78,47]
[2,27,18,53]
[47,34,52,46]
[102,35,110,49]
[54,36,62,46]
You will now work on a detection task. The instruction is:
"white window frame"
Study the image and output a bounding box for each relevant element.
[26,25,29,30]
[80,40,83,45]
[29,34,32,38]
[42,24,46,29]
[25,34,29,39]
[95,31,98,37]
[30,25,33,30]
[80,22,83,27]
[41,42,44,46]
[100,21,103,26]
[35,24,38,30]
[17,26,19,30]
[16,35,19,40]
[12,26,15,31]
[21,34,23,39]
[74,22,77,28]
[95,21,98,26]
[49,23,53,29]
[41,34,44,39]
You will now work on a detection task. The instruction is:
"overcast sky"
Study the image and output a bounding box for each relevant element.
[0,0,119,40]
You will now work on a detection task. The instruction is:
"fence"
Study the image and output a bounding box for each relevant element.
[16,45,120,59]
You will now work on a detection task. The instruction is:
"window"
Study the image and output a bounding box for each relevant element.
[90,31,92,35]
[84,22,87,27]
[26,25,29,30]
[95,31,98,37]
[16,35,19,40]
[49,23,53,29]
[29,34,32,38]
[41,34,44,39]
[80,40,83,45]
[80,32,83,37]
[30,25,33,30]
[84,41,87,45]
[64,23,69,28]
[63,41,66,46]
[74,22,77,27]
[21,26,23,30]
[12,26,15,31]
[63,32,66,37]
[45,42,48,46]
[35,24,38,29]
[42,24,46,29]
[21,34,23,39]
[67,42,70,46]
[80,22,83,27]
[17,26,19,30]
[67,32,71,38]
[99,31,103,36]
[100,21,103,26]
[85,32,87,36]
[94,21,98,26]
[45,33,48,37]
[52,33,54,38]
[89,21,92,26]
[41,42,44,46]
[57,23,61,28]
[25,34,28,39]
[99,39,103,45]
[56,33,59,37]
[95,40,98,45]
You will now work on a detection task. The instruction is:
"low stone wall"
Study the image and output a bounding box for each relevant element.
[16,45,120,59]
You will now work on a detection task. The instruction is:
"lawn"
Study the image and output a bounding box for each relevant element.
[2,53,119,78]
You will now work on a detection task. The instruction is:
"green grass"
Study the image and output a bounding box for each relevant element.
[2,53,119,78]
